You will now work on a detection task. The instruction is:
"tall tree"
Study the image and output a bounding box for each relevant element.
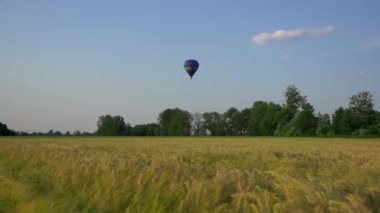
[97,115,129,136]
[203,112,224,136]
[238,108,251,135]
[349,91,376,129]
[191,113,206,136]
[259,103,282,135]
[158,108,192,136]
[247,101,269,135]
[223,107,240,136]
[284,85,306,118]
[275,85,311,136]
[294,103,318,136]
[332,107,353,135]
[248,101,282,136]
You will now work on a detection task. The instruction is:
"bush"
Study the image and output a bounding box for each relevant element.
[352,126,380,137]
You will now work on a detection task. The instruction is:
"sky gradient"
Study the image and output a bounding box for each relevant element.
[1,0,380,132]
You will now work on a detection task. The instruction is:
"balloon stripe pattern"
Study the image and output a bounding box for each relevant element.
[184,59,199,79]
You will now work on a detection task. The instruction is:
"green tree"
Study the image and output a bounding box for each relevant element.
[237,108,251,135]
[349,91,376,129]
[0,122,15,136]
[247,101,268,136]
[294,103,318,136]
[97,115,129,136]
[132,123,159,136]
[73,130,82,136]
[275,85,312,136]
[223,107,240,135]
[203,112,224,136]
[316,113,332,136]
[248,101,282,136]
[259,103,282,135]
[54,131,63,136]
[332,107,353,135]
[284,85,306,118]
[47,130,54,136]
[158,108,192,136]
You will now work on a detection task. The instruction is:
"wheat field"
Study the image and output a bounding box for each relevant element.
[0,137,379,212]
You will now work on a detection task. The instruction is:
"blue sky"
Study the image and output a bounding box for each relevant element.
[1,0,380,132]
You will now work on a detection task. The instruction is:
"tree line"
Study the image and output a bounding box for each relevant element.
[0,122,16,136]
[96,85,380,137]
[1,85,379,137]
[0,127,94,136]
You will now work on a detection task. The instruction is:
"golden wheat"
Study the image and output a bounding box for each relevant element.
[0,137,379,212]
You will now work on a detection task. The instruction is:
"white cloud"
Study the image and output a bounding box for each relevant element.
[280,54,291,60]
[309,25,335,36]
[252,25,335,45]
[363,38,380,49]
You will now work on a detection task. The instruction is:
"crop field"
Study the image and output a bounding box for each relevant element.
[0,137,379,212]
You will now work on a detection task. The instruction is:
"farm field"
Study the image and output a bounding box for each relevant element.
[0,137,379,212]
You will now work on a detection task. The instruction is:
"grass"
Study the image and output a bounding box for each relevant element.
[0,137,379,212]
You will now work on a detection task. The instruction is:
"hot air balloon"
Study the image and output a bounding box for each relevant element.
[184,59,199,79]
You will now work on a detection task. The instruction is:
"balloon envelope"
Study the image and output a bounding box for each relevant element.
[184,59,199,79]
